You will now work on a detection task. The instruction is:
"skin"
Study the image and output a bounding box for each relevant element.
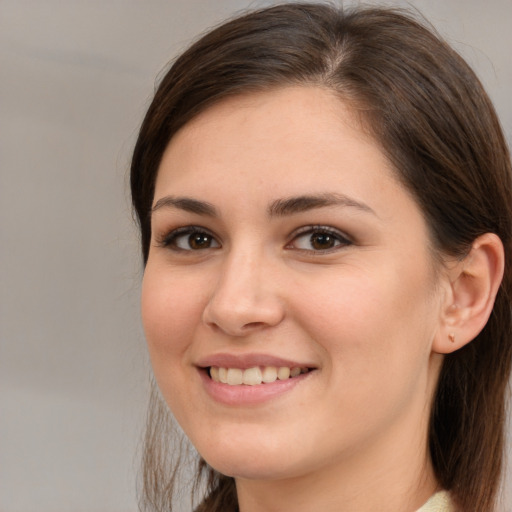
[141,86,450,511]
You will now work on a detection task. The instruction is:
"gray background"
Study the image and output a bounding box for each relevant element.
[1,1,511,511]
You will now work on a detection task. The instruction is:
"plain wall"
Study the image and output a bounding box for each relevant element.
[1,1,511,511]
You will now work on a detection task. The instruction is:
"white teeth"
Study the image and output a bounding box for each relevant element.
[210,365,310,385]
[262,366,277,383]
[227,368,243,385]
[277,367,290,380]
[242,367,262,385]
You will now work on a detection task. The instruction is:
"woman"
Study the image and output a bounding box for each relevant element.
[130,4,512,511]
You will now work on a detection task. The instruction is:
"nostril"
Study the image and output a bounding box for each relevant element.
[242,321,266,330]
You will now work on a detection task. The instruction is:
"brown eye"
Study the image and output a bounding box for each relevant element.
[310,232,337,250]
[290,227,351,252]
[163,227,221,251]
[188,233,214,249]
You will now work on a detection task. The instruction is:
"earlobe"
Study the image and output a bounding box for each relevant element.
[433,233,505,355]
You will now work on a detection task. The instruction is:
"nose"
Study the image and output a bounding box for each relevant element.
[202,248,285,337]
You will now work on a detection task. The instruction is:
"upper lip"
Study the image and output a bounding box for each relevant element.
[196,353,317,370]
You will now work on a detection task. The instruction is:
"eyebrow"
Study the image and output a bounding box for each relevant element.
[151,192,376,218]
[268,193,376,217]
[151,196,218,217]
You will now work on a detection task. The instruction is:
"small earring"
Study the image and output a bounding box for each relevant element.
[448,333,456,343]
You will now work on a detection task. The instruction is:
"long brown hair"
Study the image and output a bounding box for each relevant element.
[131,4,512,511]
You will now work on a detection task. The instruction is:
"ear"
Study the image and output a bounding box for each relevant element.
[433,233,505,354]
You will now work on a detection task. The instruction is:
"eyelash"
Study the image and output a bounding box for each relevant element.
[156,226,220,251]
[287,225,352,253]
[156,225,352,253]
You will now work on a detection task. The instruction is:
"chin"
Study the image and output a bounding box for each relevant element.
[205,454,302,481]
[193,432,310,481]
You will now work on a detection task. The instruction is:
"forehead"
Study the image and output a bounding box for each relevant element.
[155,86,397,199]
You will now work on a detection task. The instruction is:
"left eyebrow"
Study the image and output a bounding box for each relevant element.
[268,193,376,217]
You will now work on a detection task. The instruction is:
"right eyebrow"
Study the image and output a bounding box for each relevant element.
[151,196,218,217]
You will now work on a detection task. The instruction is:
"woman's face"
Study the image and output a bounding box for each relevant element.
[142,87,446,482]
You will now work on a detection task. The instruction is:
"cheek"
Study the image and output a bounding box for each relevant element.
[293,268,438,442]
[141,265,205,362]
[294,269,393,340]
[140,265,210,427]
[295,263,437,375]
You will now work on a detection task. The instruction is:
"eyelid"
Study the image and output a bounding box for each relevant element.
[287,225,353,252]
[156,225,221,250]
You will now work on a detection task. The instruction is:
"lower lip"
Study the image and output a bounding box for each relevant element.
[199,369,313,406]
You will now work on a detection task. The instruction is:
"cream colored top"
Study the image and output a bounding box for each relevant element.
[416,491,453,512]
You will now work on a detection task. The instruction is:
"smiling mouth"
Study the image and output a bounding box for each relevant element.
[208,366,312,386]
